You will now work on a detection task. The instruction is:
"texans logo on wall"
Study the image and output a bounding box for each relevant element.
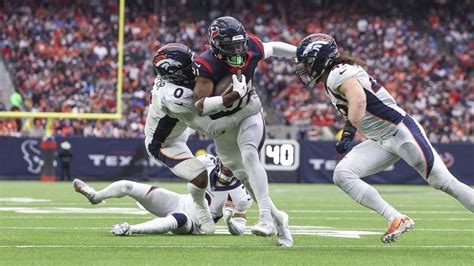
[439,152,455,168]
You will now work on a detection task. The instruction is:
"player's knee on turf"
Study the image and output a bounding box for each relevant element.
[190,170,208,189]
[170,213,194,235]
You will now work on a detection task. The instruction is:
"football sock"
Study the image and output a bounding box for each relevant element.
[438,178,474,212]
[334,172,402,221]
[130,215,178,234]
[243,179,280,219]
[241,147,273,223]
[94,181,149,202]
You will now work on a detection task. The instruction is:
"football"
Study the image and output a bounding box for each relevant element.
[213,72,242,96]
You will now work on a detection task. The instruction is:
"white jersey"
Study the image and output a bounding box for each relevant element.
[146,77,260,140]
[325,64,406,139]
[144,77,191,148]
[142,154,252,223]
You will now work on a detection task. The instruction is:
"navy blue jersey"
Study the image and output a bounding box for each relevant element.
[192,34,265,86]
[192,34,264,119]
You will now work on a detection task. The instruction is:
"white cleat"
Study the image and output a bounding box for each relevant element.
[111,222,132,236]
[72,178,101,205]
[196,208,216,234]
[251,220,275,237]
[274,211,293,247]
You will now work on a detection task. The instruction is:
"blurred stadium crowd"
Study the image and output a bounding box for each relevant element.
[0,0,472,142]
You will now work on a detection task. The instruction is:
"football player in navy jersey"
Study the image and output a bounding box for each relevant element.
[295,33,474,243]
[126,43,262,235]
[192,16,296,247]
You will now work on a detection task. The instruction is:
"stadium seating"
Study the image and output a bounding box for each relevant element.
[0,0,472,142]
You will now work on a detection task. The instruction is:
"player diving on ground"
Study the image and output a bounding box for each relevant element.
[73,154,252,236]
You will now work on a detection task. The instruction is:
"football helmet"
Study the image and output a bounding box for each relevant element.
[152,43,195,86]
[295,33,339,85]
[215,157,237,185]
[208,16,248,67]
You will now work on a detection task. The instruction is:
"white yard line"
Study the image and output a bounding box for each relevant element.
[2,215,472,222]
[291,217,474,221]
[1,226,472,232]
[0,216,151,219]
[277,210,473,214]
[1,202,464,209]
[0,244,472,249]
[1,206,472,215]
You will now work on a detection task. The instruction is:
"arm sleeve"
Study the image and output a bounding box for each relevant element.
[262,42,297,59]
[198,96,225,116]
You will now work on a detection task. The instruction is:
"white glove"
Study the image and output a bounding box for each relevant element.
[111,222,132,236]
[223,207,233,223]
[232,74,247,98]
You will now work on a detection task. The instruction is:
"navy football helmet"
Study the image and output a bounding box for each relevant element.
[208,16,248,67]
[295,33,339,85]
[153,43,195,86]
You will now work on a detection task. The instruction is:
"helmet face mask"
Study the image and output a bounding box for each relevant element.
[208,16,248,68]
[295,33,339,86]
[295,58,317,86]
[215,157,236,185]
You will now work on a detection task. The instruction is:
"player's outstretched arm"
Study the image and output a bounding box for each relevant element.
[193,76,240,116]
[223,199,247,236]
[262,42,297,59]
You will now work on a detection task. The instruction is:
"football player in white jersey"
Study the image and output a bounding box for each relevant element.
[73,154,252,236]
[192,16,296,246]
[295,33,474,243]
[143,43,261,234]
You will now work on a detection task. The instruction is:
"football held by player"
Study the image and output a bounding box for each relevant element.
[192,16,297,246]
[143,44,261,234]
[295,33,474,243]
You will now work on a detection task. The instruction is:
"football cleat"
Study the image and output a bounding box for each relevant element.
[381,215,415,243]
[274,211,293,247]
[72,179,101,205]
[251,220,275,237]
[111,222,132,236]
[196,208,216,234]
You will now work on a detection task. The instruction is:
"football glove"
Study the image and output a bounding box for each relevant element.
[232,73,247,98]
[335,120,357,154]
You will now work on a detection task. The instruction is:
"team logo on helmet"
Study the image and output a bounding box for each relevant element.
[154,58,182,73]
[210,26,220,39]
[303,42,326,56]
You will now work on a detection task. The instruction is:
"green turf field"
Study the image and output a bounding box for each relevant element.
[0,181,472,265]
